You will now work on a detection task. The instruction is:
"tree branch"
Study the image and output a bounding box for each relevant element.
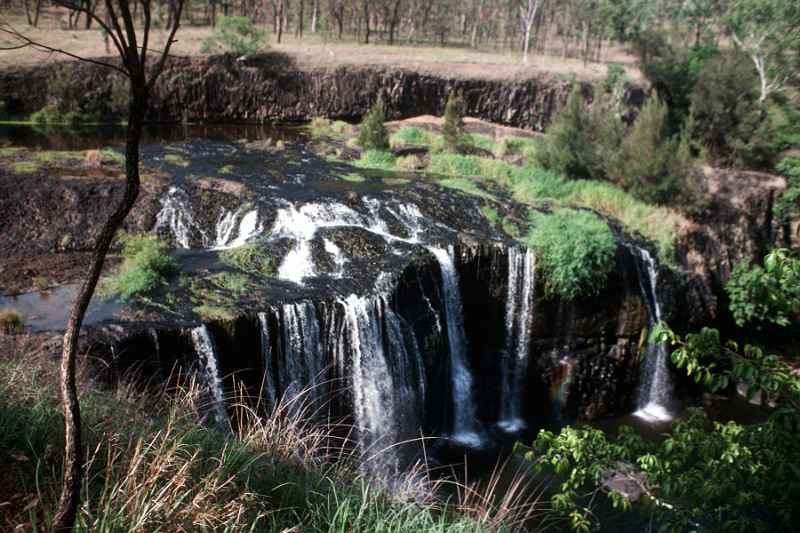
[0,25,129,76]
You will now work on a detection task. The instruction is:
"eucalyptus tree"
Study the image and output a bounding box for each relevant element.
[0,1,185,530]
[725,0,800,104]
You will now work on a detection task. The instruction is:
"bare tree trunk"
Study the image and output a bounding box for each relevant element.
[296,0,304,38]
[310,0,318,33]
[362,0,370,44]
[50,83,146,533]
[277,0,284,42]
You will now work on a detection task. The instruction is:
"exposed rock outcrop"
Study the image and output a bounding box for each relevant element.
[0,55,646,130]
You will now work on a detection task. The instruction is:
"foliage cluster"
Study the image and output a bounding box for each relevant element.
[356,99,390,151]
[726,248,800,328]
[219,243,275,277]
[200,16,267,56]
[442,91,466,153]
[536,88,704,208]
[774,158,800,223]
[0,309,24,334]
[101,233,178,301]
[524,209,616,300]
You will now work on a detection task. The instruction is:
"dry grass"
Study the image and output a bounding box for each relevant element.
[0,350,551,532]
[0,13,641,81]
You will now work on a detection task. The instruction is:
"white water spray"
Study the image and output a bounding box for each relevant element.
[427,246,481,447]
[190,325,227,427]
[498,247,536,433]
[632,247,674,423]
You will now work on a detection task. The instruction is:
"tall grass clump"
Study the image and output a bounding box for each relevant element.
[390,126,435,149]
[219,243,274,277]
[0,352,550,532]
[525,208,616,300]
[357,99,390,151]
[101,233,178,300]
[511,165,680,262]
[0,309,24,334]
[355,149,397,171]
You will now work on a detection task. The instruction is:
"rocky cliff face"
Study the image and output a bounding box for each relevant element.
[0,55,645,130]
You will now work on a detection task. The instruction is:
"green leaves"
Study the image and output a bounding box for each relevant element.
[200,16,267,56]
[725,248,800,328]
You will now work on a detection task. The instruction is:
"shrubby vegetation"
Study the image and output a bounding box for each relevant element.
[357,99,390,151]
[219,243,275,277]
[536,88,704,209]
[0,309,24,334]
[775,158,800,223]
[442,91,466,153]
[726,248,800,328]
[200,16,267,56]
[100,233,178,301]
[524,209,616,300]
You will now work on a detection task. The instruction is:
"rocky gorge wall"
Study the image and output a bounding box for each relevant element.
[0,54,645,130]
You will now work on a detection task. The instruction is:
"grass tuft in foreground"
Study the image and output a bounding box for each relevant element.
[0,355,549,532]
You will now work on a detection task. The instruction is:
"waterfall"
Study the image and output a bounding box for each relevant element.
[258,312,278,408]
[498,247,536,433]
[214,208,261,249]
[323,239,347,277]
[190,325,227,427]
[339,294,425,473]
[154,187,205,249]
[631,246,674,423]
[427,246,481,447]
[270,199,428,284]
[279,302,323,413]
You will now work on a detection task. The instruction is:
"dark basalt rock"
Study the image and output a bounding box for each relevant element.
[0,55,646,131]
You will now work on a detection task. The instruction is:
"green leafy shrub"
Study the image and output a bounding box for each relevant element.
[725,249,800,328]
[101,233,178,301]
[524,209,616,299]
[219,244,274,277]
[775,158,800,223]
[495,136,539,159]
[354,149,396,170]
[356,99,390,151]
[200,16,267,56]
[689,51,779,169]
[0,309,24,334]
[310,117,352,139]
[442,91,465,153]
[428,153,482,177]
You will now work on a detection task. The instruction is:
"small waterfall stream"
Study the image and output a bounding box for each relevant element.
[498,247,536,433]
[427,245,481,447]
[279,302,324,413]
[190,325,228,427]
[631,246,674,422]
[154,187,205,248]
[257,312,278,407]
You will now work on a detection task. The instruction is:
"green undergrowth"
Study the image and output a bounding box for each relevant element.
[439,177,497,201]
[100,233,178,301]
[0,354,541,532]
[309,117,354,139]
[354,149,397,171]
[219,243,275,277]
[525,208,617,300]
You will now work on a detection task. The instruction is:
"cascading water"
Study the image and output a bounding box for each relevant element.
[270,199,427,284]
[497,247,536,433]
[427,245,481,447]
[631,246,674,423]
[214,207,262,249]
[258,312,278,408]
[154,187,205,248]
[323,239,347,277]
[190,325,228,427]
[278,301,324,413]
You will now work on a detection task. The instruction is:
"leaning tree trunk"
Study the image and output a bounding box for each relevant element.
[50,82,147,533]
